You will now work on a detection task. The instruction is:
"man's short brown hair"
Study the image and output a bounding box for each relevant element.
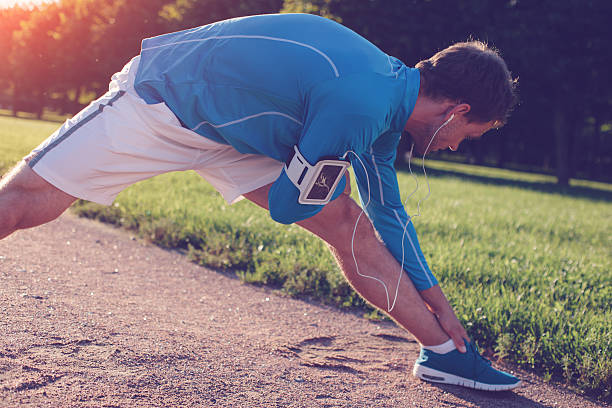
[416,41,518,125]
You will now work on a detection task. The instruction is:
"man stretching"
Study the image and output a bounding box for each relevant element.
[0,13,520,390]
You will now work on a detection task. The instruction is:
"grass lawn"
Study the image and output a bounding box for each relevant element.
[1,114,610,398]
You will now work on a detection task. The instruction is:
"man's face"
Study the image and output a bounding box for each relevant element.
[412,116,497,155]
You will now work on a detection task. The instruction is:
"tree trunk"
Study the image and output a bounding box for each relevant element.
[553,102,570,186]
[467,142,485,166]
[72,85,84,114]
[11,86,18,117]
[496,136,506,168]
[567,118,578,180]
[34,89,45,120]
[590,115,602,180]
[36,91,44,120]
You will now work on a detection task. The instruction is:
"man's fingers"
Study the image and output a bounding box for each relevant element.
[436,312,469,353]
[448,324,468,352]
[451,332,467,353]
[342,171,351,195]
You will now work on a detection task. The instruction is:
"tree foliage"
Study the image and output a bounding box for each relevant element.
[0,0,610,182]
[161,0,283,29]
[282,0,612,183]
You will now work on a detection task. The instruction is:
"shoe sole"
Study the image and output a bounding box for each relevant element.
[413,364,522,391]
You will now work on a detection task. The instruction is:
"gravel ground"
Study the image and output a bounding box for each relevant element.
[0,214,607,407]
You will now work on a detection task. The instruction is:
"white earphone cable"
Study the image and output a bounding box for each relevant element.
[345,113,454,313]
[343,150,395,311]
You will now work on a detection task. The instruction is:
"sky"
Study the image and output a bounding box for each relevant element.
[0,0,54,8]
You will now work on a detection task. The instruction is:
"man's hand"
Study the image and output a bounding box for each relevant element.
[420,285,470,352]
[435,308,470,353]
[342,170,351,196]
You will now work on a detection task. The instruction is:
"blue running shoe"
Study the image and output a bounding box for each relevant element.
[413,340,522,391]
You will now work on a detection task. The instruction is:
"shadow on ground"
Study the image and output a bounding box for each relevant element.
[409,165,612,202]
[428,383,557,408]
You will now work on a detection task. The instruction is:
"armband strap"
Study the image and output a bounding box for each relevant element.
[284,146,312,188]
[284,146,350,205]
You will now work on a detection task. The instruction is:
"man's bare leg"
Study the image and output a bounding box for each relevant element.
[0,160,76,240]
[244,182,454,347]
[0,160,461,347]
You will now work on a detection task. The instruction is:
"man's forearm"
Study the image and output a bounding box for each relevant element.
[420,284,454,315]
[244,181,471,349]
[244,183,451,346]
[420,284,470,352]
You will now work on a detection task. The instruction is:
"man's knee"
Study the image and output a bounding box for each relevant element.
[326,193,364,227]
[298,193,366,248]
[0,173,27,235]
[0,160,76,237]
[2,159,50,191]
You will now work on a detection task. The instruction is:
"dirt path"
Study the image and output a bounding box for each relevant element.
[0,214,606,407]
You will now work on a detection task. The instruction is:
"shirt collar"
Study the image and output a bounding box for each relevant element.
[390,66,420,133]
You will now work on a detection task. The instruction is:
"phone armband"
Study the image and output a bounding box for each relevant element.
[284,146,350,205]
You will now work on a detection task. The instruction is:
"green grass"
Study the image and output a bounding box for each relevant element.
[0,115,61,172]
[1,115,611,399]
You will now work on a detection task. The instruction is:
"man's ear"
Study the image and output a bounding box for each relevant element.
[449,103,471,118]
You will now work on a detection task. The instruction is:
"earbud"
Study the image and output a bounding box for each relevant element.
[423,113,455,156]
[442,113,455,127]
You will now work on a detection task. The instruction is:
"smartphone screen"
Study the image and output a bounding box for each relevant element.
[306,164,344,200]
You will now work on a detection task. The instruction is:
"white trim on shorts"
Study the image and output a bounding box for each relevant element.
[28,56,284,206]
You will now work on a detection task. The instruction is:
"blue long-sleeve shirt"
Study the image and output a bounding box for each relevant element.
[133,13,437,290]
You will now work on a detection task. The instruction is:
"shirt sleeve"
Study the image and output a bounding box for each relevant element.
[267,168,346,224]
[267,75,435,289]
[350,131,438,291]
[268,75,383,224]
[267,108,375,224]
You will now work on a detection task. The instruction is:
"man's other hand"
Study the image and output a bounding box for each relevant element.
[436,308,470,352]
[342,170,351,196]
[420,284,470,353]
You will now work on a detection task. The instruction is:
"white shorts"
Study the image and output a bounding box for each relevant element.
[27,56,283,205]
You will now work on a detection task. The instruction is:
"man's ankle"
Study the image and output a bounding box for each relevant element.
[422,339,456,354]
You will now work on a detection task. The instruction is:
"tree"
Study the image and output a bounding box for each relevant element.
[46,0,109,113]
[9,3,62,118]
[90,0,171,96]
[0,5,36,112]
[282,0,612,183]
[161,0,284,31]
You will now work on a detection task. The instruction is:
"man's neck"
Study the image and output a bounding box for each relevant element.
[404,92,457,152]
[405,95,449,134]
